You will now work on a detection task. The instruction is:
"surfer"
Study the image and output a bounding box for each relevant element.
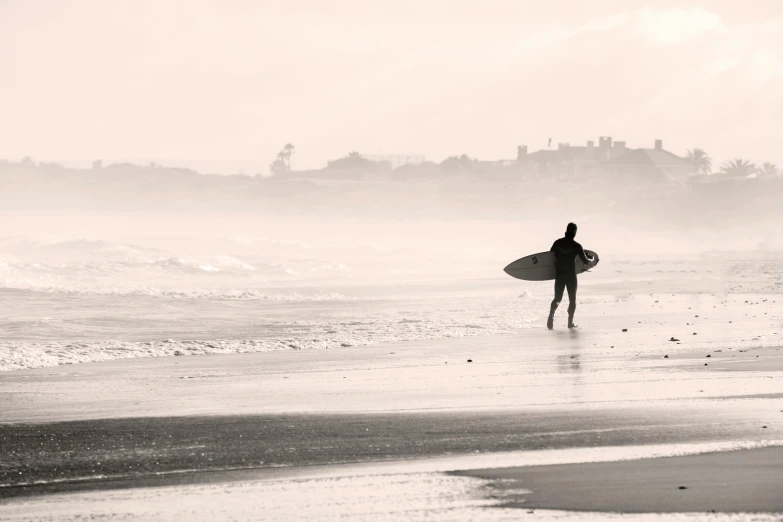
[547,222,594,329]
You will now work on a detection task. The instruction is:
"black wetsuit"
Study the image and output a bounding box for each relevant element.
[549,236,591,324]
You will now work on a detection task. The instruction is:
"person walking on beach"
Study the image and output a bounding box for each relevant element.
[547,222,594,330]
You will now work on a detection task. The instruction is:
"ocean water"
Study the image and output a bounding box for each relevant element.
[0,237,561,371]
[2,238,780,372]
[0,283,548,372]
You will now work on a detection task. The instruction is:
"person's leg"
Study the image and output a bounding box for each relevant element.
[548,276,566,329]
[566,276,578,327]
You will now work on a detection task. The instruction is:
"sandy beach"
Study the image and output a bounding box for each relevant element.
[2,287,782,520]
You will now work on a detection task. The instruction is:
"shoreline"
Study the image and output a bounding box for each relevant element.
[3,320,782,424]
[2,283,780,374]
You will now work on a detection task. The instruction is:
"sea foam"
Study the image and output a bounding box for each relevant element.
[0,292,544,371]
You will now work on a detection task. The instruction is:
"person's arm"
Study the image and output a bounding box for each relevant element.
[577,243,592,264]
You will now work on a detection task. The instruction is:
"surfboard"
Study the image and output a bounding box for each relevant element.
[504,250,599,281]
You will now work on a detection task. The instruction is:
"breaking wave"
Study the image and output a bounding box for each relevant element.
[0,293,544,371]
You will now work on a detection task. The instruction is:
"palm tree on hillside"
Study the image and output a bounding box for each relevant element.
[719,158,756,178]
[685,148,712,175]
[283,143,295,170]
[758,162,779,178]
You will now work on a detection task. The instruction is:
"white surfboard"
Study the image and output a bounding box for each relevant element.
[504,250,599,281]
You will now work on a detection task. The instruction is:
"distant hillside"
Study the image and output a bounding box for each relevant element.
[0,161,781,228]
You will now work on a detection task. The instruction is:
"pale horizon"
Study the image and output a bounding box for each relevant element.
[2,0,783,174]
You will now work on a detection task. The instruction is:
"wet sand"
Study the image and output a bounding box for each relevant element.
[455,446,783,513]
[3,407,780,500]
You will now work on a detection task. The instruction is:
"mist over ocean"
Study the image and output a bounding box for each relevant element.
[1,161,781,372]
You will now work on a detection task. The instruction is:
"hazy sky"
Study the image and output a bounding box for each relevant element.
[2,0,782,173]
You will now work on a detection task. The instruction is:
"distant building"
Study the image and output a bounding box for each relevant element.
[602,140,695,180]
[516,137,694,178]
